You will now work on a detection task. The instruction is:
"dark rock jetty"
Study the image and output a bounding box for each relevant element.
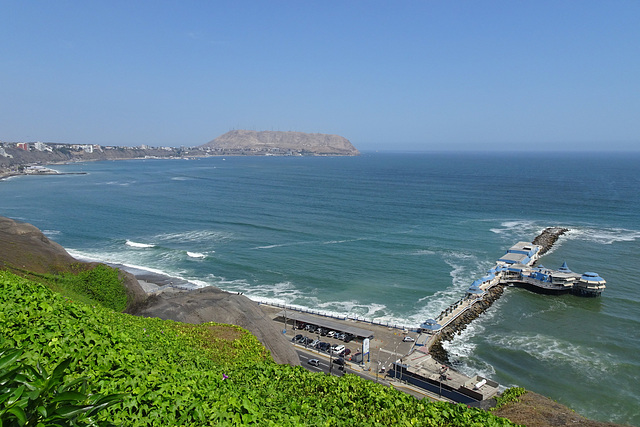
[429,227,569,365]
[429,284,507,364]
[532,227,569,257]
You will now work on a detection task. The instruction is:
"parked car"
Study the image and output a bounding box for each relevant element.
[307,359,320,367]
[310,339,320,348]
[331,344,345,354]
[292,334,303,342]
[333,357,345,366]
[326,331,335,338]
[402,336,415,342]
[343,333,354,343]
[319,342,331,352]
[339,348,351,357]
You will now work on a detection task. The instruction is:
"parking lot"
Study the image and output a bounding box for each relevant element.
[258,304,419,375]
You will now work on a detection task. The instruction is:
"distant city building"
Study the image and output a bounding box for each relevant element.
[71,144,94,153]
[16,143,29,151]
[34,141,46,151]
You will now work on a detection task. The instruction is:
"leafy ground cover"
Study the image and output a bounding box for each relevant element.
[0,271,519,426]
[16,263,129,312]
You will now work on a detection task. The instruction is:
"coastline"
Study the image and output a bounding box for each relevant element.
[1,212,627,425]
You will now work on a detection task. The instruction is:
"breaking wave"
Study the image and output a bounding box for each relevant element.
[125,240,156,248]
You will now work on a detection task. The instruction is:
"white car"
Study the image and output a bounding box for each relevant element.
[331,344,345,354]
[402,336,415,342]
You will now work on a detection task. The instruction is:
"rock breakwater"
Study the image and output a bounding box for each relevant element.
[429,284,506,364]
[429,227,570,365]
[532,227,569,257]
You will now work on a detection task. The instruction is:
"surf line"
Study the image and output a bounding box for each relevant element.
[424,227,571,364]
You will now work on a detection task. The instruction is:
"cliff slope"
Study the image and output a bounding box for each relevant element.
[0,216,299,365]
[0,216,147,312]
[132,288,300,366]
[200,130,359,155]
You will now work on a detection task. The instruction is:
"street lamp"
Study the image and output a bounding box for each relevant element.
[283,307,287,334]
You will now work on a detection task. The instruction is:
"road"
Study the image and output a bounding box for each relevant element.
[295,347,449,402]
[296,349,355,377]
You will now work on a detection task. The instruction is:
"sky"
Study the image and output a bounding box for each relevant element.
[1,1,639,152]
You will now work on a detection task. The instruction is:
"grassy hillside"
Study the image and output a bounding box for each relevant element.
[0,270,518,426]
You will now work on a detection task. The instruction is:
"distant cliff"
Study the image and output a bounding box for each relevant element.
[199,130,359,156]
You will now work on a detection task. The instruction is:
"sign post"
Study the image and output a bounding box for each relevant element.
[362,338,370,368]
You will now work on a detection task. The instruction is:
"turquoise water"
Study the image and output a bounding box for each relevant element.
[2,152,639,424]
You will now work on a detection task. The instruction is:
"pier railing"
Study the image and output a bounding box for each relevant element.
[255,300,412,331]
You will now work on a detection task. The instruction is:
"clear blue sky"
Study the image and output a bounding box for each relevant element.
[2,1,639,151]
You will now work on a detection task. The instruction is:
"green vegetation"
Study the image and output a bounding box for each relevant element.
[493,387,527,409]
[18,264,128,312]
[0,347,124,426]
[1,270,519,426]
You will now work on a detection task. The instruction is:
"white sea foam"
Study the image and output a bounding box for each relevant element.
[252,244,286,249]
[440,299,505,378]
[104,181,134,186]
[487,332,615,378]
[69,249,181,279]
[235,280,306,303]
[517,298,568,320]
[322,238,365,245]
[492,222,640,246]
[251,241,313,250]
[490,220,540,236]
[155,230,233,244]
[125,240,156,248]
[413,251,492,320]
[409,249,436,256]
[565,226,640,245]
[42,229,61,237]
[187,251,206,259]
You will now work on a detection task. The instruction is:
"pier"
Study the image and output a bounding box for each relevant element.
[387,227,607,403]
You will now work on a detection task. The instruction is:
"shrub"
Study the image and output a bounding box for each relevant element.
[0,347,124,426]
[493,387,527,409]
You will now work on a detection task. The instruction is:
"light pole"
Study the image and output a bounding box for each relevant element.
[375,345,382,383]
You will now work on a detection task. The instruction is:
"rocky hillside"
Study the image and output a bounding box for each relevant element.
[199,130,359,156]
[0,216,147,312]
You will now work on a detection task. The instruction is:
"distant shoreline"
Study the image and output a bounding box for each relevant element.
[0,170,87,181]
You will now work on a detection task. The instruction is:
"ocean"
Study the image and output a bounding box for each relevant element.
[2,152,639,425]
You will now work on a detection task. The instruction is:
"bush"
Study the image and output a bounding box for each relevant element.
[493,387,527,409]
[0,347,124,426]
